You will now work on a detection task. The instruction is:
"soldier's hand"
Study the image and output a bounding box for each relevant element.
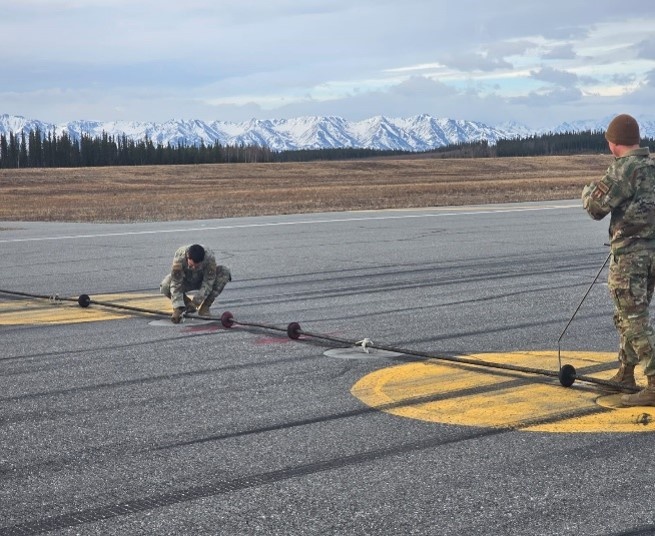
[171,307,185,324]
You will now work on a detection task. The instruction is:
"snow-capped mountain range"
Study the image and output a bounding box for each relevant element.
[1,113,654,152]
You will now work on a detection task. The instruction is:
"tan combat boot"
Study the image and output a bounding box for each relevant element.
[608,363,637,390]
[197,296,215,317]
[621,375,655,406]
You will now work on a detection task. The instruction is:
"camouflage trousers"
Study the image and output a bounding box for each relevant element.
[609,250,655,376]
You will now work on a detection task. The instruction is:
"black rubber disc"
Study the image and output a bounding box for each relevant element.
[559,364,577,387]
[78,294,91,308]
[287,322,302,339]
[220,311,235,328]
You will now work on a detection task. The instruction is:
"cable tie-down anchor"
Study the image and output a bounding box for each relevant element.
[355,338,374,354]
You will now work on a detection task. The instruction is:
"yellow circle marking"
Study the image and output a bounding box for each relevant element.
[0,293,171,325]
[351,351,655,433]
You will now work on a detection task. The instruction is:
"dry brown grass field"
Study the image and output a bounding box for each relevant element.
[0,154,611,222]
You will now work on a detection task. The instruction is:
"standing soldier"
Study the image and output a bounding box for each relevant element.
[582,113,655,406]
[160,243,231,324]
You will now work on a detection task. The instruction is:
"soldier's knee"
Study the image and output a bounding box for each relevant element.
[212,266,231,295]
[160,275,172,298]
[218,265,232,282]
[215,266,232,286]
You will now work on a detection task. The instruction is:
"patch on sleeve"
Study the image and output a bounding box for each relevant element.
[596,181,610,195]
[591,180,611,199]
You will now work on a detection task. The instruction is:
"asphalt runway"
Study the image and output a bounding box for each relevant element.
[2,201,654,536]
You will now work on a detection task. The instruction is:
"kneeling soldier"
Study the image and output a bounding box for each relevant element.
[160,244,231,324]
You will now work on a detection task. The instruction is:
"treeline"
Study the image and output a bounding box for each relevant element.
[497,130,611,156]
[0,128,413,168]
[276,147,410,161]
[433,130,655,158]
[0,128,278,168]
[2,128,655,169]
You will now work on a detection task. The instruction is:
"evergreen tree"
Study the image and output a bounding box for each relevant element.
[0,134,7,168]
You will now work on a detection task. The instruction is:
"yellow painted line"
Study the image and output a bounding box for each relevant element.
[351,351,655,433]
[0,293,171,325]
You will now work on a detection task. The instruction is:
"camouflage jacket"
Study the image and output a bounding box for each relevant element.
[169,244,218,308]
[582,148,655,253]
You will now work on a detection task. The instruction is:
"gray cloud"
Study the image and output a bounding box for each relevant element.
[636,39,655,60]
[485,40,538,58]
[437,52,513,72]
[512,87,584,107]
[530,67,579,87]
[543,44,577,60]
[2,1,655,129]
[611,73,638,85]
[540,26,590,41]
[616,70,655,108]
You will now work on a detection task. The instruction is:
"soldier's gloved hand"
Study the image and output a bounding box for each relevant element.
[171,307,185,324]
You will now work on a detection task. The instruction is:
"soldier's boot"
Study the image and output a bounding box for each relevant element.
[183,294,197,314]
[197,296,215,317]
[608,363,637,390]
[621,375,655,407]
[171,307,185,324]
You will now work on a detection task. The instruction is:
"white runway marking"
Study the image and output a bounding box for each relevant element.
[0,203,578,243]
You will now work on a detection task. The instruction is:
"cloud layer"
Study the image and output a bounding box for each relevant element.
[2,0,655,128]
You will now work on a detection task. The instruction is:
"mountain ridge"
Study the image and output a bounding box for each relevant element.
[2,113,654,152]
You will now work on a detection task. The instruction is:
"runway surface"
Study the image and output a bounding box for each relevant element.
[2,201,654,535]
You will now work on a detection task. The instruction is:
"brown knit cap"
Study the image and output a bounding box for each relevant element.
[605,114,640,146]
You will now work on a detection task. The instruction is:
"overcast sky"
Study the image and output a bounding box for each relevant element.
[3,0,655,128]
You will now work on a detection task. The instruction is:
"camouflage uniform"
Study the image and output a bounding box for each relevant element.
[582,148,655,374]
[160,244,231,310]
